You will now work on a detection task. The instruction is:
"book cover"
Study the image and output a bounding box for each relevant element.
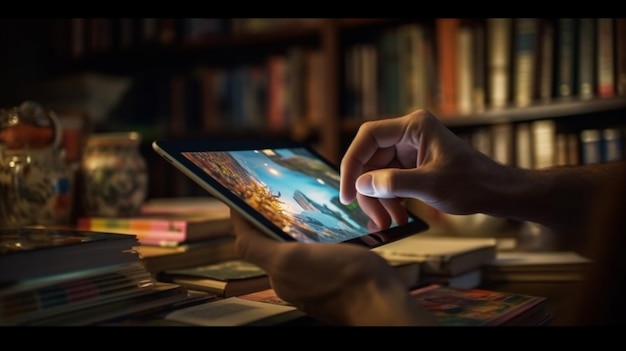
[163,259,266,281]
[410,284,551,326]
[135,236,237,277]
[161,259,270,298]
[373,235,498,276]
[0,227,139,284]
[164,295,300,326]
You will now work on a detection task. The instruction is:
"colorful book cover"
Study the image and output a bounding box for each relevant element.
[410,284,549,326]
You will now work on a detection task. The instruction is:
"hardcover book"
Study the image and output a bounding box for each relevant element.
[1,261,161,326]
[135,236,237,277]
[373,234,498,276]
[77,197,232,247]
[0,227,139,284]
[160,259,270,298]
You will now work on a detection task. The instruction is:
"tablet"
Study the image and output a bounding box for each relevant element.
[152,139,429,248]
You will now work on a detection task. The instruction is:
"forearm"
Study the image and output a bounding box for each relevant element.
[483,161,625,232]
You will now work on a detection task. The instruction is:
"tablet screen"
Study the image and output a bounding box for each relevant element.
[153,140,429,248]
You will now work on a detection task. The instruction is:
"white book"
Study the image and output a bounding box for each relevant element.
[165,296,298,326]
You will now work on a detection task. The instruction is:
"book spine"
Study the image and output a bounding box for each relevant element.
[617,18,626,96]
[555,18,577,99]
[596,18,615,98]
[456,21,474,115]
[537,19,555,102]
[487,18,512,109]
[0,262,153,324]
[77,218,189,242]
[436,18,460,116]
[512,18,538,107]
[577,18,596,100]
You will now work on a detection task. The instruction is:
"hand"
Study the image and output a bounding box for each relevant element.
[230,209,437,326]
[340,109,507,228]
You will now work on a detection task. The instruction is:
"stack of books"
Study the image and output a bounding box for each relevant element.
[373,234,498,289]
[76,197,238,277]
[0,227,192,326]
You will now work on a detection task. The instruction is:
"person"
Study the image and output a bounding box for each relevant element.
[231,109,626,326]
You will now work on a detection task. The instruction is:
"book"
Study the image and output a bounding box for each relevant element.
[596,18,615,98]
[388,260,422,289]
[617,18,626,97]
[421,267,483,289]
[577,18,596,100]
[456,20,474,115]
[0,227,139,284]
[373,234,498,276]
[436,18,460,116]
[536,18,555,102]
[135,236,237,277]
[25,282,192,326]
[531,119,556,169]
[512,18,539,107]
[483,251,592,282]
[164,294,302,326]
[555,18,577,99]
[398,22,427,114]
[486,18,512,109]
[1,261,161,326]
[160,259,270,298]
[77,196,232,247]
[410,284,551,326]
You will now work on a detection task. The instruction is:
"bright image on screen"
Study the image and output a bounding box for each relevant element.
[182,147,398,243]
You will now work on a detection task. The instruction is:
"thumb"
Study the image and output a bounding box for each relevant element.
[355,169,426,199]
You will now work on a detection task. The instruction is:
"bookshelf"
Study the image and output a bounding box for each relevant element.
[1,18,625,199]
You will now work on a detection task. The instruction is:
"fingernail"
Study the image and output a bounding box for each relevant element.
[356,174,374,195]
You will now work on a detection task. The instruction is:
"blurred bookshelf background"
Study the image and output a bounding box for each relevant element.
[1,17,625,200]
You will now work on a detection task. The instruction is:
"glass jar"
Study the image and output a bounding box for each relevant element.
[81,132,148,217]
[0,101,73,228]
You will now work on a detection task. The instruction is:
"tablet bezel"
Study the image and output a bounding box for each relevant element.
[152,138,429,249]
